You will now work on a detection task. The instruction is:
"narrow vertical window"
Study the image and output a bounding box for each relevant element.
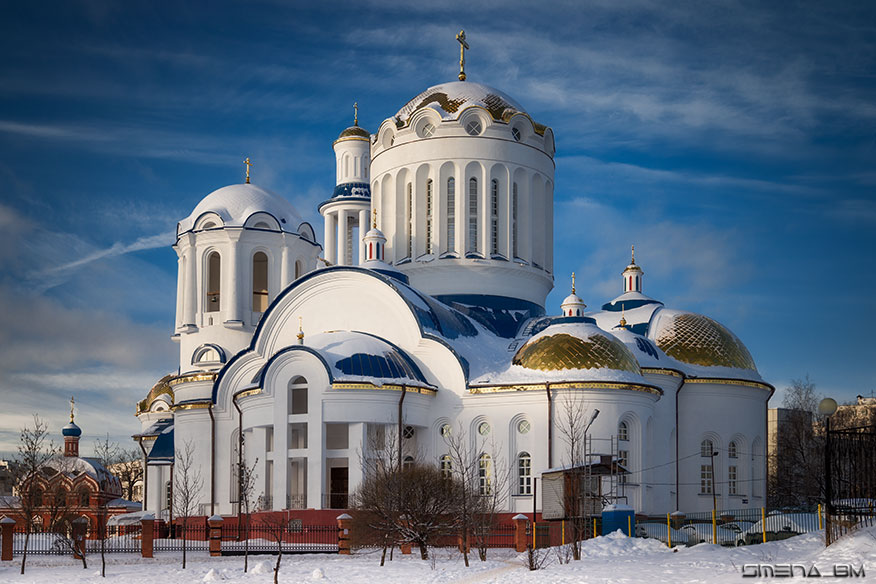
[252,252,268,312]
[490,179,499,256]
[206,251,221,312]
[512,182,518,258]
[728,465,737,495]
[700,465,712,494]
[478,453,492,495]
[425,179,433,254]
[618,449,629,484]
[517,452,531,495]
[406,182,413,258]
[446,177,455,253]
[468,178,478,254]
[440,455,452,479]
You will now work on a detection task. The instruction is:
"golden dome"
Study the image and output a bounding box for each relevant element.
[651,310,756,371]
[337,125,370,140]
[513,327,641,374]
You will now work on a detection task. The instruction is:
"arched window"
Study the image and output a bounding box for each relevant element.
[490,179,499,255]
[78,487,90,506]
[54,487,68,506]
[252,252,268,312]
[406,183,413,258]
[517,452,532,495]
[206,251,221,312]
[478,453,492,495]
[446,177,455,253]
[618,421,629,442]
[728,441,738,458]
[701,439,714,458]
[440,455,452,479]
[512,182,518,258]
[468,178,478,254]
[403,456,414,470]
[425,179,433,254]
[295,259,303,279]
[164,480,172,511]
[288,376,308,415]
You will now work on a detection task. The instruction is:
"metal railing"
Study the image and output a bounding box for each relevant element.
[322,493,349,509]
[286,494,307,509]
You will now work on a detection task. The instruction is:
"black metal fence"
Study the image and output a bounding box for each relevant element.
[825,424,876,544]
[84,525,142,553]
[635,506,823,547]
[152,523,209,552]
[11,528,73,556]
[220,523,337,554]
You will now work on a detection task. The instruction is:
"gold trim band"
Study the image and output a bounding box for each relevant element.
[236,388,263,400]
[469,381,662,396]
[332,382,437,396]
[172,402,211,411]
[641,367,684,378]
[684,378,773,391]
[168,372,218,387]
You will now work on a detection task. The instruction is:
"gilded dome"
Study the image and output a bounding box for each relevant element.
[336,125,370,140]
[649,309,757,371]
[513,322,641,374]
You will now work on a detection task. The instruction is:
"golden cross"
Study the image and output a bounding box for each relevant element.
[244,157,253,184]
[631,244,635,264]
[571,272,576,294]
[372,208,377,229]
[70,395,75,422]
[353,102,359,126]
[456,30,469,81]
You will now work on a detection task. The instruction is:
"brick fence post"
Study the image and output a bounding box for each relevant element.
[512,514,529,552]
[208,515,223,557]
[140,513,155,558]
[71,517,88,560]
[336,513,352,555]
[1,516,15,561]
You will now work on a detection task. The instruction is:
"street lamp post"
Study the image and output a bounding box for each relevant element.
[709,450,718,515]
[818,397,838,545]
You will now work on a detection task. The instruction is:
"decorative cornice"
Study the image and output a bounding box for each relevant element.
[684,377,773,391]
[168,372,218,387]
[172,401,212,411]
[641,367,685,378]
[468,381,662,396]
[332,382,437,396]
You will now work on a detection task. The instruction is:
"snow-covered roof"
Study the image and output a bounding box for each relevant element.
[43,455,121,493]
[177,183,305,237]
[393,81,528,127]
[307,331,433,389]
[469,319,651,387]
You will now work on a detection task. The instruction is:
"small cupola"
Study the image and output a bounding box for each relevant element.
[622,245,643,294]
[62,396,82,457]
[362,209,387,263]
[560,272,587,317]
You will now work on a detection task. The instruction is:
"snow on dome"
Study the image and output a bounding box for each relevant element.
[513,321,642,375]
[307,331,433,388]
[178,183,304,236]
[394,81,529,127]
[648,309,757,372]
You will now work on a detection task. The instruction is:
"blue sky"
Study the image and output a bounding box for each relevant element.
[1,1,874,454]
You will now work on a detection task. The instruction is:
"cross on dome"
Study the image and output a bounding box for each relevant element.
[70,395,75,422]
[353,102,359,126]
[244,157,253,184]
[456,30,469,81]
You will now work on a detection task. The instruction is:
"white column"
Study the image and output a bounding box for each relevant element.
[225,237,241,323]
[280,244,290,289]
[358,208,368,265]
[338,211,348,266]
[347,423,366,498]
[324,212,336,265]
[183,243,197,326]
[175,253,185,329]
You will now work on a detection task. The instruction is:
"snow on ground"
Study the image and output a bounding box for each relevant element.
[1,527,874,583]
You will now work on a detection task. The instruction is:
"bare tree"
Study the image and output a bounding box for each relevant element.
[259,513,292,584]
[13,415,57,575]
[353,427,456,562]
[93,434,120,577]
[172,440,203,570]
[234,458,258,572]
[769,376,824,507]
[442,423,509,564]
[112,449,144,502]
[556,392,597,560]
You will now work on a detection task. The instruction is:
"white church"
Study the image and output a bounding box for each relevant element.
[134,38,773,519]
